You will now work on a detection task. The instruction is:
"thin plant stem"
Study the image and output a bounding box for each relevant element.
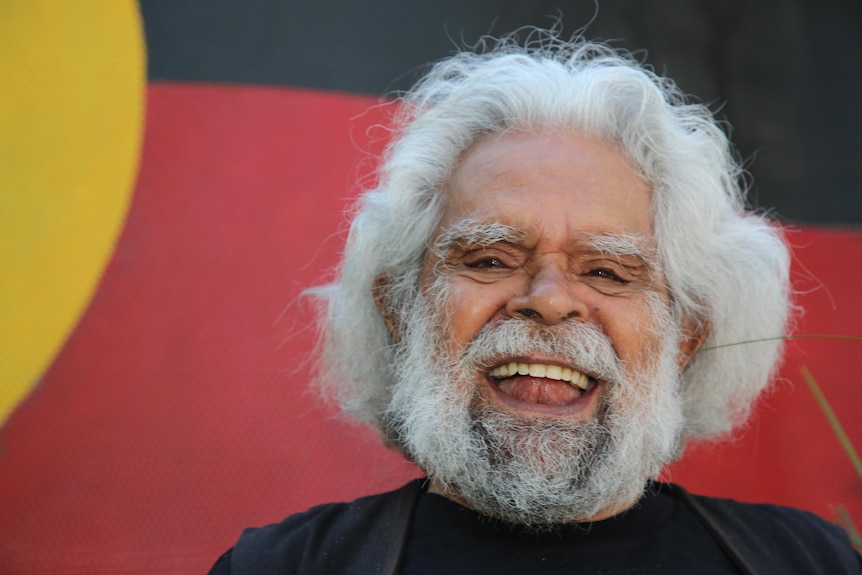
[835,505,862,551]
[699,334,862,354]
[697,335,862,549]
[800,366,862,483]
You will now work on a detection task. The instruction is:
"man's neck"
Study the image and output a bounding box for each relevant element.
[426,478,640,524]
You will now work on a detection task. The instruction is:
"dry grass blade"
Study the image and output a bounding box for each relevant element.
[801,365,862,552]
[800,366,862,482]
[834,505,862,551]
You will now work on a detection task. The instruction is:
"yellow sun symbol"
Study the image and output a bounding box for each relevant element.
[0,1,145,424]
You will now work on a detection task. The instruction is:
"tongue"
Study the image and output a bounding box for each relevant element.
[497,376,583,406]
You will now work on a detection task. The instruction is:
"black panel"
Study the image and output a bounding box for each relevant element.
[139,0,862,223]
[141,0,613,93]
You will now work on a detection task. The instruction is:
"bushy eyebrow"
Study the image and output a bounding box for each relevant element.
[432,222,660,274]
[585,232,659,271]
[432,219,524,257]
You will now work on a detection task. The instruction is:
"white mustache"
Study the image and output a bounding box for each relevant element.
[460,317,625,387]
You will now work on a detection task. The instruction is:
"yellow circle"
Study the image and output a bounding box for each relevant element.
[0,1,145,423]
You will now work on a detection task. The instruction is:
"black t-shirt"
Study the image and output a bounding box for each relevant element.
[400,487,740,574]
[208,480,861,574]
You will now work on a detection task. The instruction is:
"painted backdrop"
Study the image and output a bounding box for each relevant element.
[1,1,860,573]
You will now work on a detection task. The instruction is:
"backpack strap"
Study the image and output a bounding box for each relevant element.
[667,484,759,575]
[312,477,423,575]
[665,482,861,575]
[231,479,424,575]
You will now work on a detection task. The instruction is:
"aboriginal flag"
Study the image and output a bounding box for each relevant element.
[1,1,860,573]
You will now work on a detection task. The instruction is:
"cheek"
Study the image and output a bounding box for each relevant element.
[438,279,511,352]
[596,298,666,368]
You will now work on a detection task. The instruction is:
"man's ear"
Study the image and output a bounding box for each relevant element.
[677,318,710,373]
[373,274,401,343]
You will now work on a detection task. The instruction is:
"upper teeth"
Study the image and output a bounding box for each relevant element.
[489,362,590,390]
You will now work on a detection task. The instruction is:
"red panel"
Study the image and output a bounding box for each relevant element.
[0,84,415,574]
[0,83,859,573]
[668,228,862,523]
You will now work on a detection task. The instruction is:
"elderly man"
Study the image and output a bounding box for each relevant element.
[210,31,861,574]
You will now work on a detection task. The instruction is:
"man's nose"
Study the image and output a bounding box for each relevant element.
[505,260,589,324]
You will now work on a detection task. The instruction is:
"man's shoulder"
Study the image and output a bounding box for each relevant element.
[683,484,848,540]
[228,479,424,575]
[665,483,861,574]
[239,480,411,544]
[213,480,860,574]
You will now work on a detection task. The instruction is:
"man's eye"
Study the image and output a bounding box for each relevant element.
[588,268,626,283]
[467,257,506,269]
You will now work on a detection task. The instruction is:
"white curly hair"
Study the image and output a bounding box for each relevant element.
[309,29,792,447]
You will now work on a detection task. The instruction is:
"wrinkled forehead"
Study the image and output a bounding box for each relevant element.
[433,129,656,249]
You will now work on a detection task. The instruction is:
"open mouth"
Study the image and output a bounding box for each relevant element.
[488,361,597,407]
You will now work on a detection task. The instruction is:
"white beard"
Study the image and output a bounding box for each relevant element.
[383,293,686,527]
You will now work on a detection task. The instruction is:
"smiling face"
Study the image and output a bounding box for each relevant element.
[381,129,697,524]
[420,130,679,426]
